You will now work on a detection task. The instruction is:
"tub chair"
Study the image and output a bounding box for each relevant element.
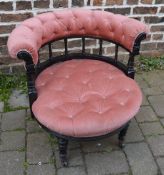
[7,9,149,166]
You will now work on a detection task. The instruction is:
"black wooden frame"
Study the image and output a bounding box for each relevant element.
[17,33,146,166]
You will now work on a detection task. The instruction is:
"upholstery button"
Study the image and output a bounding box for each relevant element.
[69,114,73,118]
[41,83,45,86]
[82,81,88,84]
[126,89,130,92]
[120,102,125,106]
[65,75,69,79]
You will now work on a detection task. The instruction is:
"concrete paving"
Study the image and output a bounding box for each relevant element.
[0,70,164,175]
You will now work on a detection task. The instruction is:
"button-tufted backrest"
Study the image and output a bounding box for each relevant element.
[7,9,149,64]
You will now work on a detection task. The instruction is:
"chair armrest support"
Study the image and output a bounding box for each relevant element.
[127,32,147,79]
[132,32,147,56]
[17,50,37,115]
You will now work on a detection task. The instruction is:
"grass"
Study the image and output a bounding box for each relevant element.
[12,128,25,132]
[136,55,164,72]
[48,134,58,146]
[23,161,29,169]
[18,147,26,152]
[0,72,27,112]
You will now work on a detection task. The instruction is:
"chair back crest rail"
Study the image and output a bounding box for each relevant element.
[7,9,149,114]
[8,9,148,63]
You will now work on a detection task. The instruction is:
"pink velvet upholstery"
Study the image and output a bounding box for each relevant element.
[7,9,149,64]
[32,59,142,137]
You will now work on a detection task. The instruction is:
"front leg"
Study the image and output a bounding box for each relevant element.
[118,122,130,148]
[58,137,68,167]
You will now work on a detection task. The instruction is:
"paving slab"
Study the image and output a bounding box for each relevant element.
[68,140,80,149]
[142,94,149,105]
[147,135,164,156]
[26,120,43,133]
[157,157,164,175]
[56,149,83,168]
[0,131,25,151]
[139,122,164,136]
[124,142,158,175]
[27,164,56,175]
[158,71,164,80]
[26,109,32,117]
[85,151,129,175]
[0,101,4,112]
[161,119,164,127]
[148,95,164,117]
[160,84,164,93]
[2,110,25,131]
[0,151,25,175]
[125,119,144,143]
[135,106,158,123]
[143,86,163,96]
[81,135,119,153]
[27,132,52,164]
[135,74,149,89]
[58,166,86,175]
[142,71,163,87]
[8,89,29,108]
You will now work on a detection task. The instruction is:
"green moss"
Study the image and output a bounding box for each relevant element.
[136,55,164,72]
[26,116,34,121]
[12,128,25,132]
[48,134,58,146]
[18,147,26,152]
[23,161,29,169]
[105,146,113,153]
[0,73,27,112]
[49,156,55,164]
[4,104,28,113]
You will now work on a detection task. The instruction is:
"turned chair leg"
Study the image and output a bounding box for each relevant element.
[118,122,130,148]
[58,137,68,167]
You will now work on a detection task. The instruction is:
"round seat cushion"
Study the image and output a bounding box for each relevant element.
[32,59,142,137]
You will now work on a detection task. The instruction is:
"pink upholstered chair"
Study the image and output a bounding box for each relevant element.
[7,9,149,166]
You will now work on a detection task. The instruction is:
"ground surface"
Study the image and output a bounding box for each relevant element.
[0,70,164,175]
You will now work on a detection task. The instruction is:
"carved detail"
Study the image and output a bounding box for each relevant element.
[58,138,68,167]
